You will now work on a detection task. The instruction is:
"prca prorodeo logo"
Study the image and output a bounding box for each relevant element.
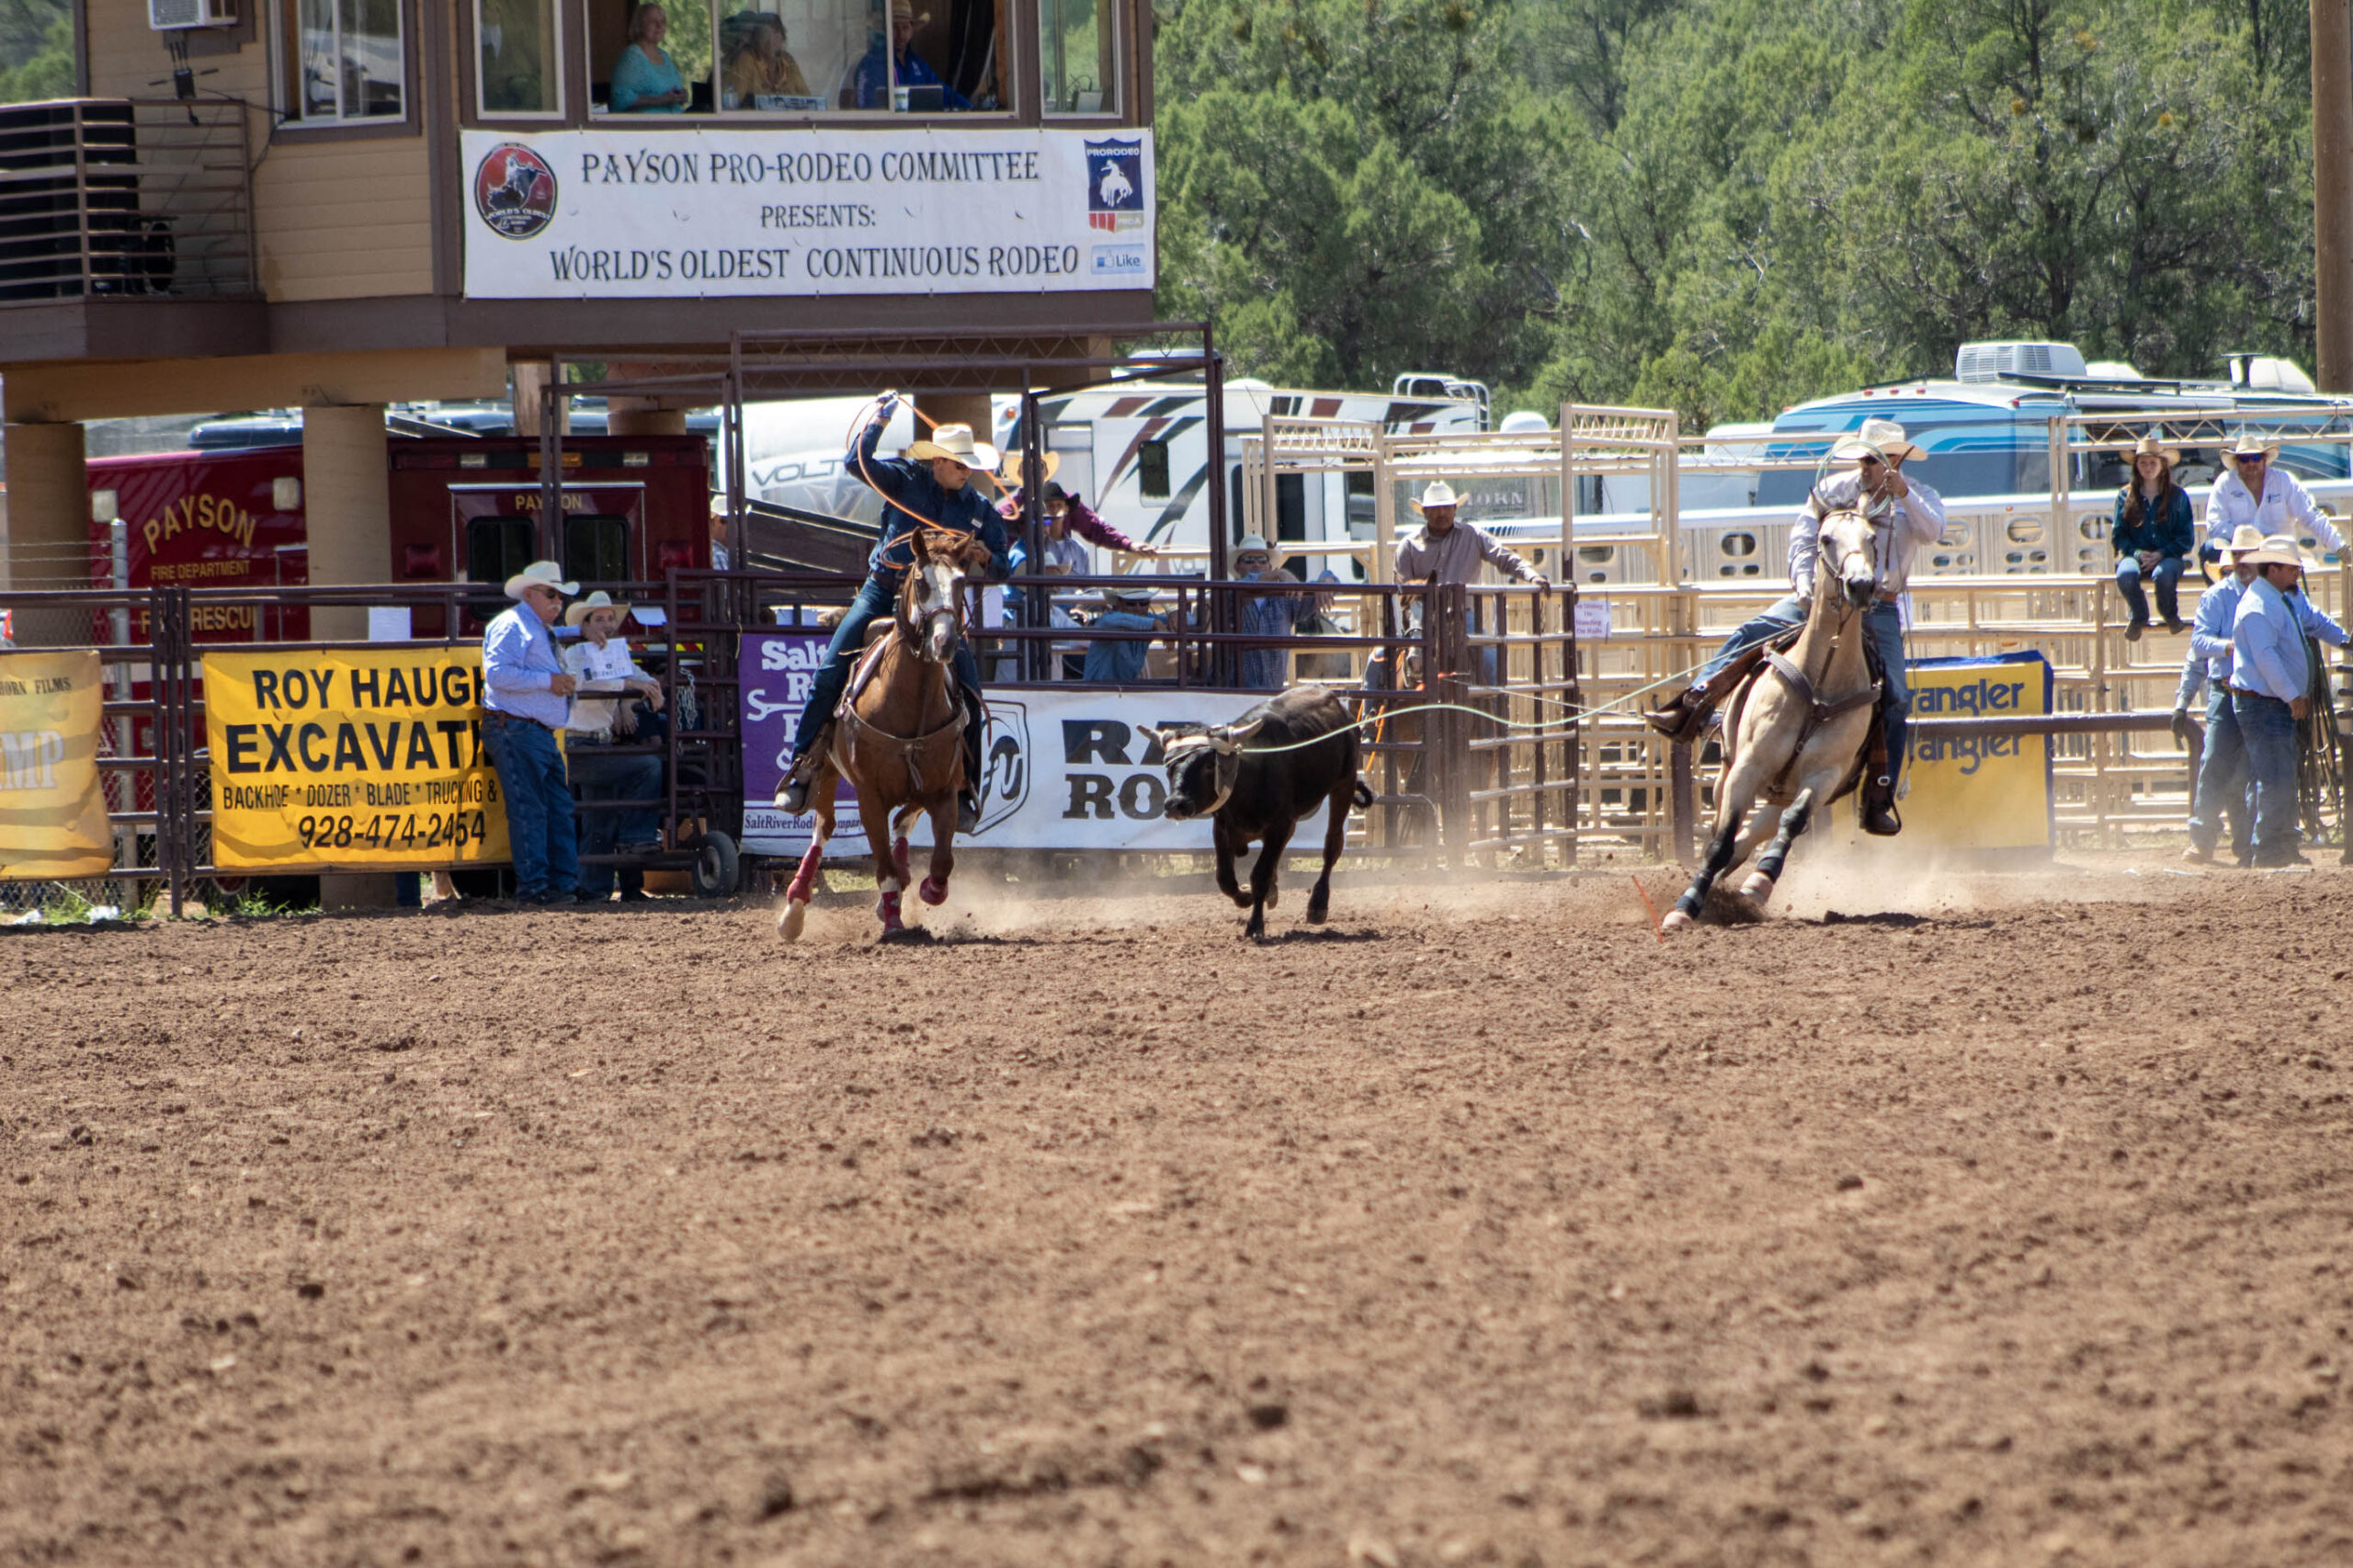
[1085,138,1145,233]
[473,143,557,241]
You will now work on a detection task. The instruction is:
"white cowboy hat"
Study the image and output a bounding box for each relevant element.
[907,423,1002,474]
[1414,480,1461,512]
[2213,523,2268,562]
[2221,434,2280,470]
[1856,418,1927,463]
[2236,532,2312,569]
[2127,435,2179,468]
[563,589,631,628]
[995,449,1058,492]
[1100,579,1158,608]
[1233,532,1284,568]
[1830,437,1879,465]
[505,560,578,599]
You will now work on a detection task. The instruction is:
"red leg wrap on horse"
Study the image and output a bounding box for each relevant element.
[919,876,947,905]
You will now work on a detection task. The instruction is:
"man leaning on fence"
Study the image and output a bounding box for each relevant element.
[481,562,582,903]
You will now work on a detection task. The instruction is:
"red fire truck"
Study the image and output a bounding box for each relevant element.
[88,433,717,636]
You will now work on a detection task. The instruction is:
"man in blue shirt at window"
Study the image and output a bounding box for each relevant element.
[777,396,1010,832]
[2228,535,2322,868]
[853,0,972,108]
[481,561,583,903]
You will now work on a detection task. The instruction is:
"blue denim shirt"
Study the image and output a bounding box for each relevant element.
[1083,609,1160,684]
[2111,484,2194,559]
[848,418,1012,583]
[2182,574,2347,702]
[2232,575,2313,702]
[482,604,573,730]
[851,43,972,108]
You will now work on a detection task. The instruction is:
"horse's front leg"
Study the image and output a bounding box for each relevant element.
[853,779,904,935]
[917,792,954,906]
[1739,788,1813,907]
[777,766,837,943]
[1663,751,1770,933]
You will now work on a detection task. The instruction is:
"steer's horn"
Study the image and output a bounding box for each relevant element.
[1137,724,1168,749]
[1211,717,1267,752]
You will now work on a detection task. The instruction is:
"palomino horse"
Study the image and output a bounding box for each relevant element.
[1661,505,1886,931]
[778,532,990,940]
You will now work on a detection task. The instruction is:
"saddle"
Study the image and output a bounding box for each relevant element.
[1722,628,1890,804]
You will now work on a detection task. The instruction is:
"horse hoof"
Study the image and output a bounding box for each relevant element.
[778,900,807,942]
[1660,909,1695,933]
[892,836,911,884]
[918,876,948,906]
[1739,872,1776,906]
[876,894,904,934]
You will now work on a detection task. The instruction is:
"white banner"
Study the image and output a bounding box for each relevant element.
[740,639,1333,855]
[461,128,1152,299]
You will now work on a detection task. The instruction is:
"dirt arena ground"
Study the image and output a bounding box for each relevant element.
[6,850,2353,1568]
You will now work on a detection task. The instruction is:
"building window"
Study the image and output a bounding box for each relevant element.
[478,0,563,115]
[588,0,1008,114]
[1039,0,1114,114]
[563,515,631,583]
[293,0,407,122]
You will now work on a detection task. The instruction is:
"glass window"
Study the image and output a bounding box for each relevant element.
[295,0,406,122]
[717,8,827,111]
[597,0,711,113]
[589,0,1009,113]
[1039,0,1114,114]
[563,515,631,584]
[478,0,563,115]
[1138,438,1169,499]
[465,517,535,588]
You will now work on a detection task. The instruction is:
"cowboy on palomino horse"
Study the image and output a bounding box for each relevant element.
[777,393,1011,835]
[1644,417,1946,836]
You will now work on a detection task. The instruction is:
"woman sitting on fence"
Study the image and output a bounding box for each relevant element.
[2112,436,2194,639]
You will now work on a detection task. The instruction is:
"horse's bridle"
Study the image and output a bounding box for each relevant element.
[898,543,971,665]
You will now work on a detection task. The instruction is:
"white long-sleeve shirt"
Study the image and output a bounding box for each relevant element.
[562,636,653,740]
[1790,469,1946,596]
[2206,468,2343,552]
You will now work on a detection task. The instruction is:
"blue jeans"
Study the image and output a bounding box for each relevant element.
[2232,689,2301,856]
[483,713,578,901]
[790,572,983,768]
[2186,686,2249,858]
[570,744,662,896]
[1700,595,1911,780]
[2116,556,2185,625]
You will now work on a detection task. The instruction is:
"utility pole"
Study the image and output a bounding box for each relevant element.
[2316,0,2353,391]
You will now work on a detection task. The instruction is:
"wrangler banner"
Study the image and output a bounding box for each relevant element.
[201,650,511,869]
[0,650,115,880]
[1899,652,2053,851]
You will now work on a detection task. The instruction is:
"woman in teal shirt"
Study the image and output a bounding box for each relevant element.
[611,4,688,111]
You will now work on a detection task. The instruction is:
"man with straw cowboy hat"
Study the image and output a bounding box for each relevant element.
[2171,524,2353,864]
[777,392,1010,833]
[481,560,582,904]
[2228,532,2334,866]
[853,0,971,108]
[1645,417,1945,836]
[2207,433,2344,554]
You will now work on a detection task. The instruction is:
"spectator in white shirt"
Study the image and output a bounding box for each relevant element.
[563,592,666,902]
[2205,436,2344,555]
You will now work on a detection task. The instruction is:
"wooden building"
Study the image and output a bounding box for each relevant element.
[0,0,1157,606]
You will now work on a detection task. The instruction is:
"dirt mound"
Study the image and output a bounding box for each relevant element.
[6,858,2351,1565]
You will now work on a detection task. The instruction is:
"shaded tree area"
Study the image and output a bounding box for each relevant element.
[1154,0,2323,429]
[0,0,74,106]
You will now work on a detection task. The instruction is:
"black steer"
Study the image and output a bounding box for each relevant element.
[1144,685,1374,940]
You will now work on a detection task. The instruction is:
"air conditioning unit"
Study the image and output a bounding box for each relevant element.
[1953,341,2089,382]
[149,0,238,28]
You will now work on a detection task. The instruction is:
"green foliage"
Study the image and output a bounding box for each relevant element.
[0,0,73,106]
[1155,0,2321,425]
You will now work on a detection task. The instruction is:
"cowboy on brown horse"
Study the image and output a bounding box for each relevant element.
[778,530,995,939]
[778,392,1011,835]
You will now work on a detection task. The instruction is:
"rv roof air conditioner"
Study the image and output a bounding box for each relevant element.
[149,0,237,27]
[1953,341,2089,382]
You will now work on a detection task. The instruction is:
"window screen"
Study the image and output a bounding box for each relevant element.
[1138,438,1169,499]
[564,514,631,584]
[295,0,407,121]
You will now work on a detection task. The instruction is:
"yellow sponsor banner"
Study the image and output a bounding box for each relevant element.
[1900,654,2052,850]
[0,649,116,880]
[202,648,512,869]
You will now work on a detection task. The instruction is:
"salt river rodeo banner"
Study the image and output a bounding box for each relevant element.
[739,631,1328,855]
[1899,652,2054,851]
[460,129,1153,299]
[0,650,115,880]
[201,650,511,869]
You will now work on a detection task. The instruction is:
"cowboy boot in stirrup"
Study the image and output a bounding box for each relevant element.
[1643,685,1713,744]
[776,726,833,813]
[1860,775,1902,836]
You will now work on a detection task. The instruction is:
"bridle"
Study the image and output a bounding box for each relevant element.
[897,537,972,665]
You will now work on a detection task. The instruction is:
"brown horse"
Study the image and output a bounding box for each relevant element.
[778,532,990,940]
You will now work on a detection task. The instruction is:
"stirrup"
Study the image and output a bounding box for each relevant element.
[1643,693,1711,744]
[956,792,981,835]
